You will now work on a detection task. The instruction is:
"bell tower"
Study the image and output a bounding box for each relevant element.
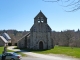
[17,11,54,50]
[30,11,54,50]
[34,10,47,24]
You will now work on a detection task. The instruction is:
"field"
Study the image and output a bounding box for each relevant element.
[0,47,4,54]
[1,46,80,58]
[29,46,80,58]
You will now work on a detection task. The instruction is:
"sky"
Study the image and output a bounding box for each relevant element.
[0,0,80,32]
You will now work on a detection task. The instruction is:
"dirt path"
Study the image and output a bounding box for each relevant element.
[7,46,80,60]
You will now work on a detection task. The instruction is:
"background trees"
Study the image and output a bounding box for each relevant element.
[52,29,80,47]
[1,29,80,47]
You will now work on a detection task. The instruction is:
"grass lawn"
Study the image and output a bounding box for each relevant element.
[0,47,4,54]
[21,46,80,58]
[0,47,27,57]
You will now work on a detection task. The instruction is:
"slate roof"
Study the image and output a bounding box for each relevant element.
[0,36,8,43]
[18,32,30,42]
[2,33,11,40]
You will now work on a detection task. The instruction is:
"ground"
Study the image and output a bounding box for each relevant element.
[7,46,80,60]
[21,57,49,60]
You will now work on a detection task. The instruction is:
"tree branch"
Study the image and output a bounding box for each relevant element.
[42,0,80,11]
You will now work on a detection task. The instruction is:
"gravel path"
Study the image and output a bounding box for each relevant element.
[7,46,80,60]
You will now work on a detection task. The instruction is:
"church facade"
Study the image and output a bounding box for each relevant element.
[17,11,54,50]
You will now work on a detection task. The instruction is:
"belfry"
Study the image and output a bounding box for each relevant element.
[17,11,54,50]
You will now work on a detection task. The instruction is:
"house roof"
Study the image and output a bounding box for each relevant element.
[0,36,8,43]
[18,32,30,42]
[2,33,11,40]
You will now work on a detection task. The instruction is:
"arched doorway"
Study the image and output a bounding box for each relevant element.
[39,41,43,50]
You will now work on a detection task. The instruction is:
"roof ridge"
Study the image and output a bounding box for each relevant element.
[34,10,47,19]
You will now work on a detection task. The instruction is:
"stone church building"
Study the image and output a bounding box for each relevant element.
[17,11,54,50]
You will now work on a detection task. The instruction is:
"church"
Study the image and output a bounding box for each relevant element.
[17,11,54,50]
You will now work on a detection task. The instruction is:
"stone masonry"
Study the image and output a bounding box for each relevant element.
[17,11,54,50]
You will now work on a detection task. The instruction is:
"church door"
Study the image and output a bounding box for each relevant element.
[39,41,43,50]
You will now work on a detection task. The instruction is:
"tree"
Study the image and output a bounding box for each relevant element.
[42,0,80,11]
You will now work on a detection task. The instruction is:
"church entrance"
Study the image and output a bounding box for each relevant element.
[39,41,43,50]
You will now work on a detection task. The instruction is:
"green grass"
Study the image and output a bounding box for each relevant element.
[16,52,27,57]
[20,46,80,58]
[32,46,80,58]
[7,50,27,57]
[0,47,27,57]
[0,47,4,54]
[2,46,80,58]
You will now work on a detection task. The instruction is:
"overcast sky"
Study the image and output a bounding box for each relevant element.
[0,0,80,32]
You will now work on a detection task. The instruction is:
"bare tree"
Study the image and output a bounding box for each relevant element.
[42,0,80,11]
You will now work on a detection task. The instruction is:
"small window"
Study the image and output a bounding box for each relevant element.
[6,53,13,56]
[38,21,40,23]
[41,20,43,23]
[41,17,44,23]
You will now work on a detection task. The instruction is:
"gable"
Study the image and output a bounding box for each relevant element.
[0,36,8,43]
[34,11,47,19]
